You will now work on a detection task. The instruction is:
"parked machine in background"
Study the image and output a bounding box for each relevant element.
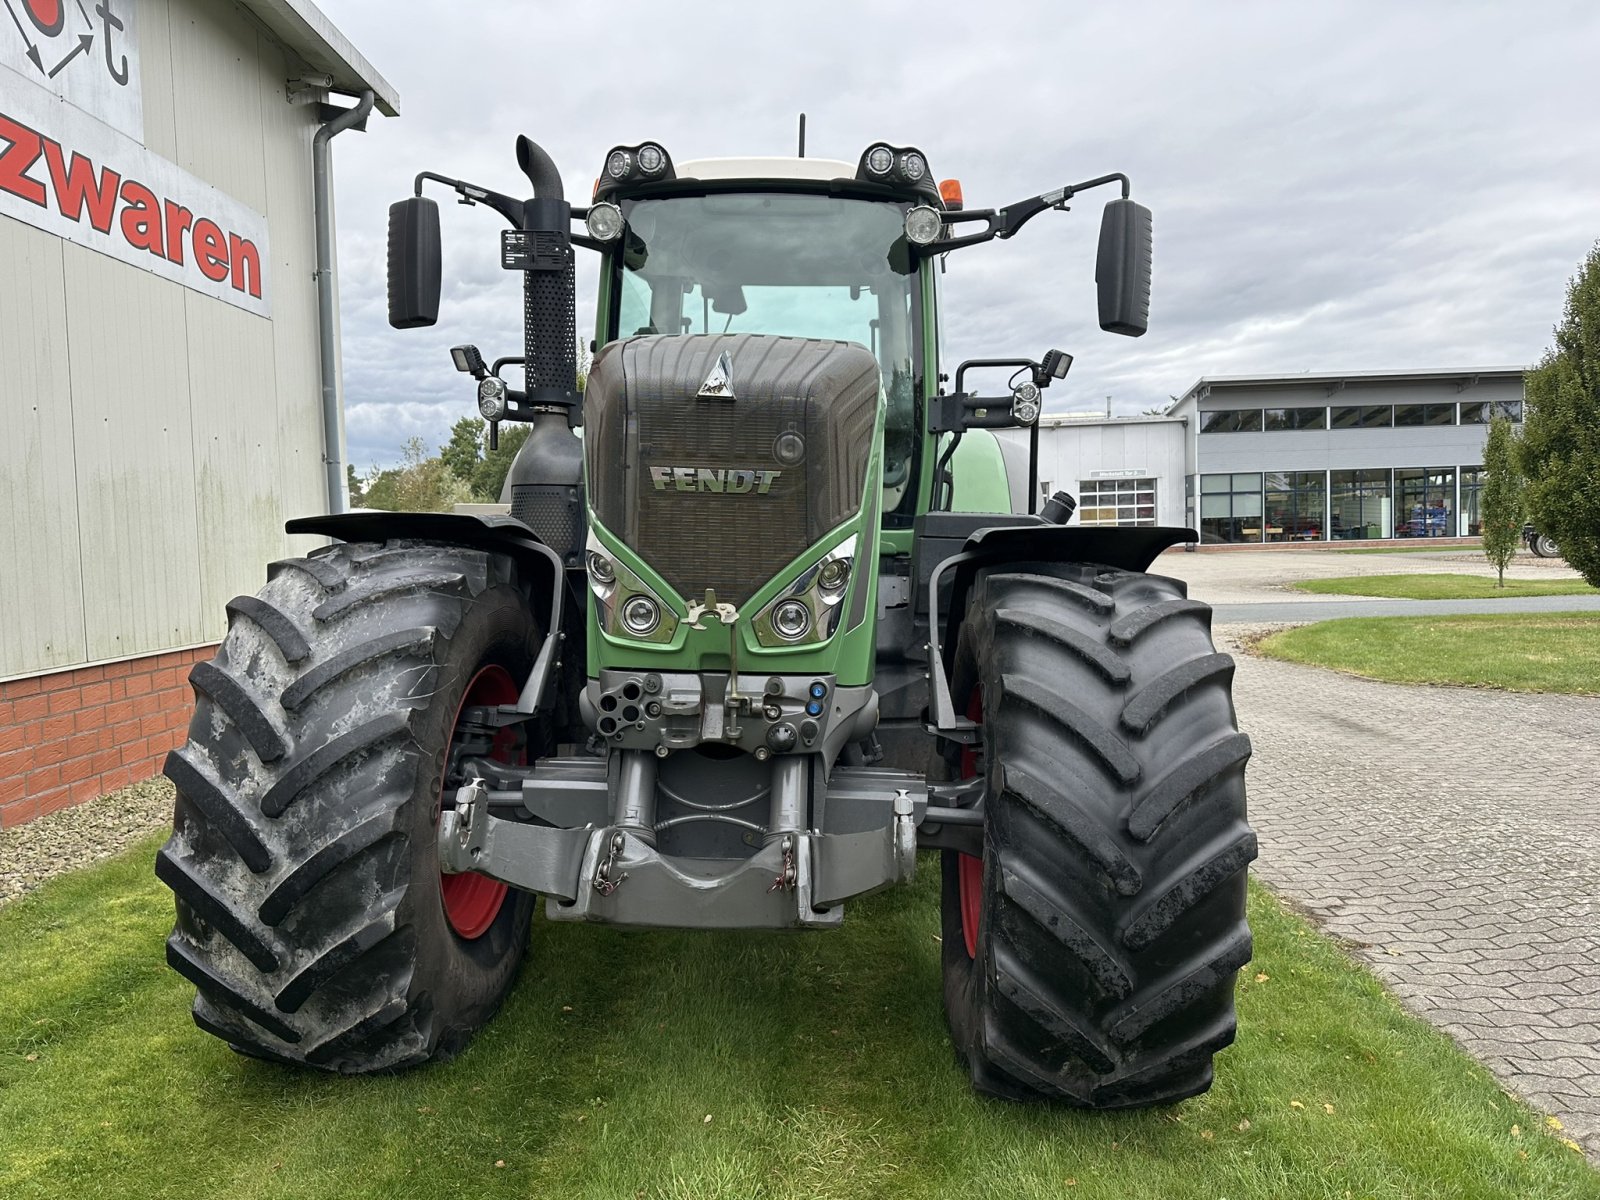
[156,134,1256,1107]
[1524,523,1562,559]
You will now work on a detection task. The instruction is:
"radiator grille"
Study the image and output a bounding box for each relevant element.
[586,335,879,607]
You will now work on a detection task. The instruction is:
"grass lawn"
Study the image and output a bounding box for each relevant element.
[2,839,1595,1200]
[1257,613,1600,695]
[1294,574,1597,600]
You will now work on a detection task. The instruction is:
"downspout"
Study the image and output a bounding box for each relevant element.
[313,89,375,514]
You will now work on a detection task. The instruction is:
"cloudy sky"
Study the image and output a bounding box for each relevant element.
[320,0,1600,471]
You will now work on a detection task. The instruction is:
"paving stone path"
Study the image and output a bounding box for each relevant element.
[1223,630,1600,1158]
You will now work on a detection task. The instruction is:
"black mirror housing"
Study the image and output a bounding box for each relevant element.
[1095,198,1152,337]
[387,196,441,328]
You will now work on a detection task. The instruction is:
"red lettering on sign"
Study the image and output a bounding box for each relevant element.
[162,200,193,266]
[118,179,163,258]
[228,233,262,298]
[42,139,121,234]
[0,115,47,208]
[193,218,229,283]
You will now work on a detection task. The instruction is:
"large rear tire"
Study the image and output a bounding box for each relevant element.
[1531,533,1560,559]
[157,539,541,1072]
[939,565,1256,1106]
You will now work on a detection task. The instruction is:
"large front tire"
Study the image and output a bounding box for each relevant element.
[940,565,1256,1107]
[157,539,540,1072]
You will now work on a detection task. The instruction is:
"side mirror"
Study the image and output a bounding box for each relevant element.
[387,196,441,328]
[1095,198,1152,337]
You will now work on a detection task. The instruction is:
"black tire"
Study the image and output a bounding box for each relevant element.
[1532,534,1560,559]
[939,565,1256,1107]
[157,539,541,1072]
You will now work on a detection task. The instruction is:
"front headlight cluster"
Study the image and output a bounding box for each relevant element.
[586,536,676,645]
[751,536,856,649]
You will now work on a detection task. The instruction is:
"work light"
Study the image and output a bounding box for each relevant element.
[637,143,666,174]
[904,205,943,246]
[605,149,632,179]
[585,201,624,241]
[865,145,895,176]
[477,377,508,421]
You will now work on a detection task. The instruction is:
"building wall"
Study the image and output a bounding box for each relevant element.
[0,0,335,823]
[1000,419,1188,526]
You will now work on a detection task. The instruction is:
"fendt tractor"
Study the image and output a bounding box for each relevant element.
[157,133,1256,1107]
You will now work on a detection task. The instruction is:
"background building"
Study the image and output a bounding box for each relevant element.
[1003,369,1525,543]
[0,0,396,827]
[1169,369,1525,543]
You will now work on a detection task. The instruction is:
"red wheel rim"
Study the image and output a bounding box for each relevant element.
[438,664,519,939]
[958,688,984,959]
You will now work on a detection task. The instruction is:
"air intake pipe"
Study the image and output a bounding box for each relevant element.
[515,136,579,420]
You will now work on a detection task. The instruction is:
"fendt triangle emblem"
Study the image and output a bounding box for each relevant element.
[696,351,735,401]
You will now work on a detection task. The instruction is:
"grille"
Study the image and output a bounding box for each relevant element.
[510,484,583,566]
[586,335,879,607]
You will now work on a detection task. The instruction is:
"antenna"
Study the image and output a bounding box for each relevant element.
[798,113,806,158]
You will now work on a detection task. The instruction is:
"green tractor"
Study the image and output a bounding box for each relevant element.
[157,134,1255,1106]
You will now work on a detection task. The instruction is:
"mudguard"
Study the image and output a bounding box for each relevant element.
[286,511,569,712]
[926,522,1197,732]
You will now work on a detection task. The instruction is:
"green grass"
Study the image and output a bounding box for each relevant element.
[2,840,1595,1200]
[1294,573,1597,600]
[1258,613,1600,695]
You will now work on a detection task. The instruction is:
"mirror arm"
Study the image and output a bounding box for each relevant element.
[996,172,1133,240]
[413,170,525,227]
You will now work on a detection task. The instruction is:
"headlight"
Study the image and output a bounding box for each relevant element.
[772,600,812,642]
[621,596,661,636]
[586,549,616,585]
[818,558,850,594]
[477,377,508,421]
[585,201,623,241]
[904,205,942,246]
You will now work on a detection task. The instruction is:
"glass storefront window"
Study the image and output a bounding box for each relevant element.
[1329,469,1392,540]
[1200,409,1264,433]
[1264,407,1327,430]
[1264,472,1326,541]
[1459,467,1484,536]
[1199,473,1263,543]
[1395,467,1455,538]
[1330,405,1394,429]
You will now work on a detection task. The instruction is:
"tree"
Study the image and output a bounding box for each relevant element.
[346,464,364,509]
[1479,414,1522,587]
[1520,242,1600,587]
[359,438,473,513]
[471,422,531,502]
[440,416,486,484]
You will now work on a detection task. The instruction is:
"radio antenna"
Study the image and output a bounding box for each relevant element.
[797,113,806,158]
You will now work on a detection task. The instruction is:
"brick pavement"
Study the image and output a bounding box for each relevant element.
[1222,629,1600,1158]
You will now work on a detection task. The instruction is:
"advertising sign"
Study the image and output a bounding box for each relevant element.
[0,0,271,317]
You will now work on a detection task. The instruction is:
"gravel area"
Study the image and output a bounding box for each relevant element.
[0,777,172,908]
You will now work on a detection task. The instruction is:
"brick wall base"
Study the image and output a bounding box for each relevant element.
[0,646,218,828]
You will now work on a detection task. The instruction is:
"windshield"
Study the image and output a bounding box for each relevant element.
[609,193,921,515]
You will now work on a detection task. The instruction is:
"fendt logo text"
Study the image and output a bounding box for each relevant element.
[649,466,782,495]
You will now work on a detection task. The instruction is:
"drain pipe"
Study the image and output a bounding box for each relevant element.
[313,89,375,514]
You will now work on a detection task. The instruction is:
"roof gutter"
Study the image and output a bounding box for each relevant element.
[313,90,374,514]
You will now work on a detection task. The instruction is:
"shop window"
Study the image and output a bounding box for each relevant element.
[1395,467,1455,538]
[1264,407,1327,431]
[1394,404,1456,426]
[1460,399,1523,424]
[1198,472,1263,543]
[1200,409,1264,433]
[1459,467,1484,536]
[1264,472,1326,541]
[1078,478,1158,527]
[1329,469,1392,539]
[1330,405,1393,429]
